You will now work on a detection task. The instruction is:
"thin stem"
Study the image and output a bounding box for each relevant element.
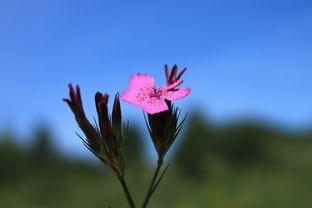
[141,159,163,208]
[118,175,136,208]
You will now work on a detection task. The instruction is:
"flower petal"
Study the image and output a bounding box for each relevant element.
[121,89,141,106]
[161,88,191,101]
[141,97,169,114]
[158,80,183,92]
[122,73,156,106]
[129,73,155,90]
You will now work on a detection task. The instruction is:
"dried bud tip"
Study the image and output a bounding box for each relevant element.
[176,67,187,81]
[164,64,169,81]
[169,64,178,82]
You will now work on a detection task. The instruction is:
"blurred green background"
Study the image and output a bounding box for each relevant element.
[0,112,311,208]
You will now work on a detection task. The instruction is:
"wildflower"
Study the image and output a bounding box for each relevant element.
[121,65,190,162]
[121,73,190,114]
[63,84,126,177]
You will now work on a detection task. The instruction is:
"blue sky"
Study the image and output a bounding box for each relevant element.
[1,0,312,157]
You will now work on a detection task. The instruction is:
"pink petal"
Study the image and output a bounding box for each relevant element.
[161,88,191,101]
[158,80,183,92]
[122,73,156,106]
[129,73,155,90]
[141,97,169,114]
[121,89,141,106]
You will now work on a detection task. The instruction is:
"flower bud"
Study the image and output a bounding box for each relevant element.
[146,100,185,163]
[64,84,126,177]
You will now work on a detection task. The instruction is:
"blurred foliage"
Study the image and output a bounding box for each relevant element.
[0,114,312,208]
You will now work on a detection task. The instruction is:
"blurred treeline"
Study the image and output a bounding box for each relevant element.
[0,113,312,208]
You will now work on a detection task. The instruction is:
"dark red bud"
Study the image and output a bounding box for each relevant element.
[95,92,112,140]
[112,93,122,131]
[168,64,178,83]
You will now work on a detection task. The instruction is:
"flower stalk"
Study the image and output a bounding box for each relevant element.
[118,175,136,208]
[141,159,163,208]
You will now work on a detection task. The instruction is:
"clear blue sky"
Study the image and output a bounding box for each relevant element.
[1,0,311,157]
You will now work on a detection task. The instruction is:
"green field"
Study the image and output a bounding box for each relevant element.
[1,115,311,207]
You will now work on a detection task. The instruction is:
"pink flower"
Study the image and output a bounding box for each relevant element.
[121,73,190,114]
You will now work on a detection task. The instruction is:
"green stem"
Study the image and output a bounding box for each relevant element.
[141,159,163,208]
[118,175,136,208]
